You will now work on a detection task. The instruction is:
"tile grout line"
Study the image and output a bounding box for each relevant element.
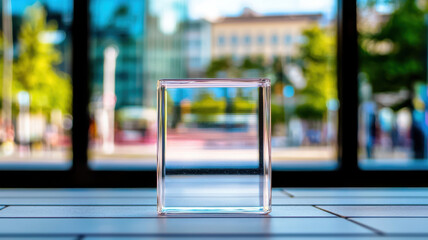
[0,206,9,212]
[313,205,385,236]
[0,233,395,238]
[281,189,294,198]
[0,216,338,219]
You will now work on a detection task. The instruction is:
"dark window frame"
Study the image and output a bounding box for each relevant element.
[1,0,427,187]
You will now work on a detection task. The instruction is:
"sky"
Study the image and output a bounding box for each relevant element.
[188,0,337,21]
[8,0,339,41]
[10,0,397,22]
[11,0,337,20]
[10,0,396,34]
[10,0,72,14]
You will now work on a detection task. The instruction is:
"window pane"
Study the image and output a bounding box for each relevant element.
[358,0,428,170]
[231,35,238,46]
[257,35,264,45]
[0,0,73,169]
[284,34,292,45]
[218,36,225,46]
[244,35,251,45]
[271,34,278,45]
[89,0,338,170]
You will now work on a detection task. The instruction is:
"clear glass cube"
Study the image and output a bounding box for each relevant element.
[157,79,271,214]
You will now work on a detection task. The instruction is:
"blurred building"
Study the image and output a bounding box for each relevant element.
[143,3,188,107]
[185,19,212,77]
[90,0,188,109]
[358,8,390,35]
[90,33,145,108]
[90,1,145,109]
[211,8,322,62]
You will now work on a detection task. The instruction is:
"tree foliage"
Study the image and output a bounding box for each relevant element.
[241,55,265,72]
[191,91,226,114]
[296,25,336,120]
[205,56,236,78]
[359,0,426,93]
[12,3,71,115]
[205,55,268,78]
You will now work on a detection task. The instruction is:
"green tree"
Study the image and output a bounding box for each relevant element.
[240,55,265,73]
[232,89,256,113]
[12,3,71,115]
[271,56,288,85]
[270,56,290,128]
[296,25,336,120]
[191,91,226,114]
[205,56,238,78]
[359,0,426,94]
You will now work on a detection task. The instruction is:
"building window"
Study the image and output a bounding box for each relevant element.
[257,35,264,45]
[231,35,238,46]
[271,34,278,45]
[192,39,201,48]
[218,36,225,47]
[284,34,292,45]
[189,57,200,68]
[244,35,251,45]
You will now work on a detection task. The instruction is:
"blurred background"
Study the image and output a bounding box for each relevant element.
[0,0,426,170]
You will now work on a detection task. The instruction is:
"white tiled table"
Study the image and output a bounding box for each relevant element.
[0,188,427,239]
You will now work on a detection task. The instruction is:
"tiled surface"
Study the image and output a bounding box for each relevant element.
[352,218,428,234]
[0,197,156,205]
[0,188,426,238]
[273,197,428,205]
[318,206,428,217]
[0,188,157,197]
[0,218,371,235]
[285,188,428,197]
[0,206,333,218]
[0,188,286,198]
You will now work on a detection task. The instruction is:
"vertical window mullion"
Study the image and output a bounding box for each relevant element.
[337,0,359,173]
[71,0,90,179]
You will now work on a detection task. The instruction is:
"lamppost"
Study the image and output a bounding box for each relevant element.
[102,46,118,154]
